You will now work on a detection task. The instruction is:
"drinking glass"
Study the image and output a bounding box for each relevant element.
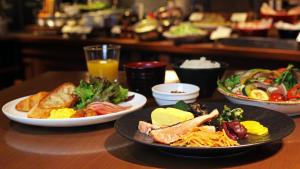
[83,44,120,82]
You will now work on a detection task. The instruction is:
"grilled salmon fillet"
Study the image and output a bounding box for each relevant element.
[27,83,76,119]
[150,109,219,144]
[15,91,49,112]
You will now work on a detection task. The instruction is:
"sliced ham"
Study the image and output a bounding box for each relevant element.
[87,102,130,115]
[149,109,219,144]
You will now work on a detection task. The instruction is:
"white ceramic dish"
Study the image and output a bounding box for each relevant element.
[153,97,197,106]
[152,92,199,100]
[152,83,200,95]
[2,92,147,127]
[152,83,200,106]
[218,88,300,114]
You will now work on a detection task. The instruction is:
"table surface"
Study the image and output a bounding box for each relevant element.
[0,71,299,169]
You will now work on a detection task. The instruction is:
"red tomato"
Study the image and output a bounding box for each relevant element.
[277,68,286,74]
[287,84,300,100]
[264,79,273,84]
[269,92,286,101]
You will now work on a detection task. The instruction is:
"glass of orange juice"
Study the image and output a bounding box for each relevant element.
[83,44,120,82]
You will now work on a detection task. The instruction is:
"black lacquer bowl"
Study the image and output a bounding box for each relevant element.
[173,62,228,98]
[115,102,295,158]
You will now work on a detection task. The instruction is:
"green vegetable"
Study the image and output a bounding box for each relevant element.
[275,64,297,90]
[217,105,244,124]
[172,100,190,112]
[243,84,256,96]
[79,2,109,10]
[217,79,231,93]
[112,86,129,103]
[74,77,128,109]
[223,75,241,91]
[169,23,207,37]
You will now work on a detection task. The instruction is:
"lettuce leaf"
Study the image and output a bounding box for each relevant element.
[74,77,129,109]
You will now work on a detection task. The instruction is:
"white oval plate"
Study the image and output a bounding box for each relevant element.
[2,92,147,127]
[218,88,300,114]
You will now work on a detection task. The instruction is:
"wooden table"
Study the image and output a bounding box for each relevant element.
[0,71,299,169]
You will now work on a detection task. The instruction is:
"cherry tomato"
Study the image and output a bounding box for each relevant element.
[287,84,300,100]
[277,68,286,74]
[269,92,286,101]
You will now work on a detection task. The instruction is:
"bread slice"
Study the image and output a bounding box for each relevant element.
[27,83,77,119]
[27,105,53,119]
[15,91,49,112]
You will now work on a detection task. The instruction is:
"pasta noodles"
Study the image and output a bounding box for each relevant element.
[171,126,239,147]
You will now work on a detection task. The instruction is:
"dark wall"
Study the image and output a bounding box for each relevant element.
[0,0,43,30]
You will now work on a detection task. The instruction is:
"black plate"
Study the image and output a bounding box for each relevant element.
[115,102,295,158]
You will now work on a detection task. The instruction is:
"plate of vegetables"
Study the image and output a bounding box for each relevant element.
[115,101,294,158]
[163,22,208,44]
[217,64,300,114]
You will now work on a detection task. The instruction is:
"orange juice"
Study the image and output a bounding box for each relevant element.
[87,59,119,81]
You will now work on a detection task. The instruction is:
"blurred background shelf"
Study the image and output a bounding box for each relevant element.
[2,0,300,90]
[2,32,300,81]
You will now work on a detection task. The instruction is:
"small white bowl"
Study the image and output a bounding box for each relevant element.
[154,97,197,106]
[152,83,200,95]
[152,92,199,100]
[152,83,200,106]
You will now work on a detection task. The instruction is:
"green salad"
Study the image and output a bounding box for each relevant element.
[74,77,128,109]
[218,64,300,101]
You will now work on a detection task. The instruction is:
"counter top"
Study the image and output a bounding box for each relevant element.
[2,32,300,62]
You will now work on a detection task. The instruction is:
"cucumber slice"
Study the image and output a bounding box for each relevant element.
[243,84,256,96]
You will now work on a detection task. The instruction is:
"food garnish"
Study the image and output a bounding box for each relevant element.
[217,105,243,124]
[171,90,185,93]
[172,100,208,116]
[172,100,190,112]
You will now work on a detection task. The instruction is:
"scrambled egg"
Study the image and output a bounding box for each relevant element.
[48,108,76,119]
[241,120,269,136]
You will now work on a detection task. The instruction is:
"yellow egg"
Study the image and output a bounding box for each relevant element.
[241,120,269,136]
[48,108,76,119]
[151,107,194,127]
